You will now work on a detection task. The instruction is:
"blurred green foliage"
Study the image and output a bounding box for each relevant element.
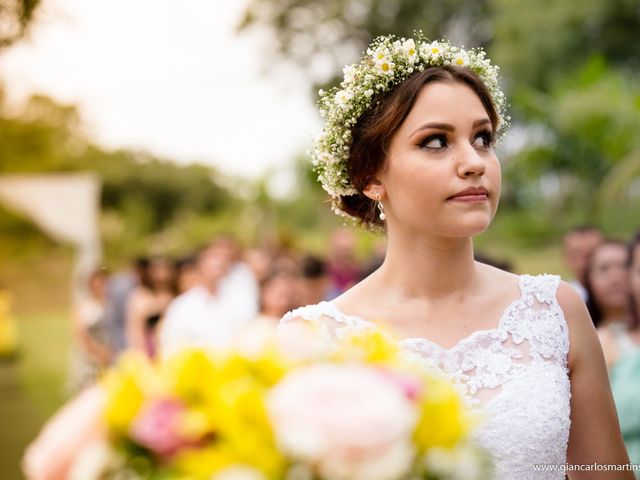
[0,0,41,49]
[0,90,347,266]
[239,0,640,90]
[0,92,239,262]
[240,0,640,236]
[1,0,639,275]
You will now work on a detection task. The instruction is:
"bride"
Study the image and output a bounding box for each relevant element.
[24,36,631,480]
[280,36,631,479]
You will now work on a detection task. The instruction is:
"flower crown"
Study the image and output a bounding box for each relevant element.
[312,34,508,223]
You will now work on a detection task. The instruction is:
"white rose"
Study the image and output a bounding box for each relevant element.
[213,465,266,480]
[267,364,418,480]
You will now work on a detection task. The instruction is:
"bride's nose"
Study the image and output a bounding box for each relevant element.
[455,147,486,178]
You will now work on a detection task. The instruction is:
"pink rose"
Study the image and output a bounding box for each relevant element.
[130,398,190,457]
[267,364,418,480]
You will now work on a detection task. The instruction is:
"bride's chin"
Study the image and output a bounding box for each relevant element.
[447,217,493,237]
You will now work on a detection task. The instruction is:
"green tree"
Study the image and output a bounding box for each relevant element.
[505,57,640,217]
[0,93,237,258]
[240,0,640,90]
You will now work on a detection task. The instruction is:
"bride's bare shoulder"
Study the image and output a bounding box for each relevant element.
[330,274,379,314]
[474,261,521,298]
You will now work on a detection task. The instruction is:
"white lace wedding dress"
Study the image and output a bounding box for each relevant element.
[280,274,571,480]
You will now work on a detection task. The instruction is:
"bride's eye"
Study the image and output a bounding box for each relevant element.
[472,130,494,149]
[419,134,448,150]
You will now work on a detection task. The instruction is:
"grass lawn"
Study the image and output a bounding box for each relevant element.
[0,310,71,480]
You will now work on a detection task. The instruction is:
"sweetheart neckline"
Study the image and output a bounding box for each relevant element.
[319,275,528,353]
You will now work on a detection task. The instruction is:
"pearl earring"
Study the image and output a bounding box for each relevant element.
[375,193,386,221]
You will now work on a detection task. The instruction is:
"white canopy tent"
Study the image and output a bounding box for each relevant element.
[0,173,102,298]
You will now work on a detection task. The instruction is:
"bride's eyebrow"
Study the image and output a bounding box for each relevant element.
[409,118,492,138]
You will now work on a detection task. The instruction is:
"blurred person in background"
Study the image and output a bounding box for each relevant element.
[270,251,301,277]
[104,257,149,358]
[360,238,387,280]
[175,254,201,294]
[326,228,362,298]
[67,269,111,393]
[474,251,513,272]
[606,233,640,475]
[214,234,260,323]
[125,256,177,358]
[299,255,330,305]
[563,225,604,301]
[244,247,273,284]
[159,238,256,357]
[584,240,632,368]
[255,270,302,324]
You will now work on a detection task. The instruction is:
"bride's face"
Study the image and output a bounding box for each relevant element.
[377,81,501,238]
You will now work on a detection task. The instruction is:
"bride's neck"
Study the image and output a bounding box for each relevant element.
[378,232,478,300]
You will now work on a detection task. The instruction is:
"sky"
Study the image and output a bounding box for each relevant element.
[0,0,321,180]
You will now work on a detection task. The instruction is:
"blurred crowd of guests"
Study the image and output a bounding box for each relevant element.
[562,226,640,468]
[68,229,382,388]
[68,225,640,466]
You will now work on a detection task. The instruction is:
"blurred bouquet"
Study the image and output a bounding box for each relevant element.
[0,290,18,358]
[69,323,491,480]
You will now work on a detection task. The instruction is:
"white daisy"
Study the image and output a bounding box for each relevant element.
[426,42,442,59]
[402,39,418,63]
[376,57,395,75]
[342,64,357,84]
[334,89,354,108]
[372,46,390,63]
[450,51,469,67]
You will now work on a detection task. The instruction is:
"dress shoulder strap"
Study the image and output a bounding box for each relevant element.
[506,274,569,366]
[280,301,362,326]
[519,273,561,305]
[279,301,375,345]
[280,302,334,325]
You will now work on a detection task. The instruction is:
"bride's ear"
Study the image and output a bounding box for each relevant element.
[363,178,386,201]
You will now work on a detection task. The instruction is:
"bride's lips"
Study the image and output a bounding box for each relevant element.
[447,186,489,203]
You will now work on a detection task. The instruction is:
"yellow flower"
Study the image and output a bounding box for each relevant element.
[178,407,213,440]
[173,444,237,479]
[102,353,152,433]
[413,376,474,450]
[0,290,17,356]
[163,349,221,403]
[333,328,400,363]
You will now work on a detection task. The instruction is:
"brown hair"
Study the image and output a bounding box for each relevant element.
[341,65,500,227]
[584,239,629,328]
[628,231,640,328]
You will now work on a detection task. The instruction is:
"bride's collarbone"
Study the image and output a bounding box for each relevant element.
[333,281,520,343]
[378,305,506,345]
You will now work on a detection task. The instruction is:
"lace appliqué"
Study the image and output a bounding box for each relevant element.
[280,274,572,480]
[281,274,568,405]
